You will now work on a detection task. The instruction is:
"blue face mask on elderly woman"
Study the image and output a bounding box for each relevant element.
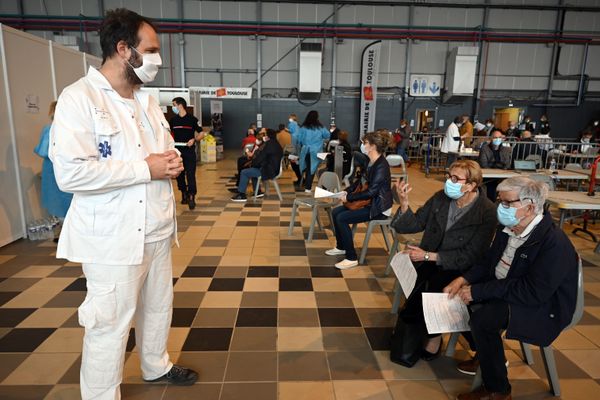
[492,138,503,146]
[444,180,465,200]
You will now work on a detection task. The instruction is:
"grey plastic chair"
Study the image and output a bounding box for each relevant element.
[288,172,341,242]
[254,158,284,201]
[342,156,355,187]
[528,173,556,191]
[525,154,542,168]
[386,154,408,183]
[447,255,584,396]
[351,218,392,265]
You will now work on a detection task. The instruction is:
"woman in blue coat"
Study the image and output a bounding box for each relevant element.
[296,110,330,192]
[34,101,73,221]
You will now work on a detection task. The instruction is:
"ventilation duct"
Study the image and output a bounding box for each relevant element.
[443,46,479,103]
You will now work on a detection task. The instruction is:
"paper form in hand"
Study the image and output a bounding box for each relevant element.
[422,293,470,335]
[314,187,344,199]
[390,252,417,298]
[174,142,189,147]
[317,152,329,160]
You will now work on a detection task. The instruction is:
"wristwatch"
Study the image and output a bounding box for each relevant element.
[424,252,430,262]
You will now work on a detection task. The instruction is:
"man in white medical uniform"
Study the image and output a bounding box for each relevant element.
[50,8,198,399]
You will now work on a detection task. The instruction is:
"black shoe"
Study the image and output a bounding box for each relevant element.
[231,193,247,202]
[188,195,196,210]
[144,365,198,386]
[228,187,239,193]
[421,341,442,361]
[180,193,188,205]
[255,191,265,198]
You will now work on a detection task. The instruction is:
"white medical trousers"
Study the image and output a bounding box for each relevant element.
[79,238,174,400]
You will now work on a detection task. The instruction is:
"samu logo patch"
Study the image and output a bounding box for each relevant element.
[99,141,112,158]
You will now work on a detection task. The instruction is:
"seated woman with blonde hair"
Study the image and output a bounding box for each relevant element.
[389,160,497,367]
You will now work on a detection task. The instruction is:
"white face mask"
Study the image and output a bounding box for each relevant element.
[255,139,262,145]
[360,143,369,155]
[400,125,406,128]
[486,123,492,127]
[128,47,162,84]
[289,118,294,123]
[330,128,335,132]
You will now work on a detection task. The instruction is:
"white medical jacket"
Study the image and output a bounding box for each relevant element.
[49,67,178,265]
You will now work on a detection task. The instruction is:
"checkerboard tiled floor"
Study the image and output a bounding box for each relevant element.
[2,154,600,399]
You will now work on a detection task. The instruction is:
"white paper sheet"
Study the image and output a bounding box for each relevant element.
[474,122,486,131]
[422,293,470,334]
[317,152,329,160]
[288,154,299,161]
[174,142,189,147]
[314,187,344,199]
[390,253,417,298]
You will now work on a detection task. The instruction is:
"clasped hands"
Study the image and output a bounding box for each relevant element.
[145,150,184,180]
[443,276,473,305]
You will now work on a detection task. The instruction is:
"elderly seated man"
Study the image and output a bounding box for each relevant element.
[445,176,578,400]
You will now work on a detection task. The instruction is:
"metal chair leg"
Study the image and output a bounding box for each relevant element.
[380,225,391,251]
[288,202,298,236]
[445,332,460,357]
[392,280,403,314]
[272,180,282,201]
[307,207,319,242]
[326,207,336,235]
[359,222,375,264]
[384,236,399,276]
[541,346,561,396]
[472,368,483,391]
[520,342,534,365]
[254,177,262,199]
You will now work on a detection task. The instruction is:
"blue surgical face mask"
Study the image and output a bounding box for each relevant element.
[492,138,503,146]
[360,143,368,155]
[444,179,465,199]
[172,106,179,114]
[497,204,523,227]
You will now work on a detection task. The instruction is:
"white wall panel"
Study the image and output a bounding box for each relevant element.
[414,7,484,28]
[2,27,56,226]
[0,25,26,246]
[487,9,556,30]
[411,41,447,75]
[52,43,85,96]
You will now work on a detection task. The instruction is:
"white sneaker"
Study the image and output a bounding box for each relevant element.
[335,259,359,270]
[325,248,346,256]
[304,189,312,193]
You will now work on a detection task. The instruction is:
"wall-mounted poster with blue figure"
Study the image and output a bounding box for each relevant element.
[409,75,443,97]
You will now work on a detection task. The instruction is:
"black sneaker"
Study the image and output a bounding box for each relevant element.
[255,191,265,198]
[144,365,198,386]
[231,193,247,202]
[180,193,188,205]
[227,187,239,193]
[188,195,196,210]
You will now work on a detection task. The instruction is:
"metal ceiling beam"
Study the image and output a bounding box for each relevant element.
[204,0,600,13]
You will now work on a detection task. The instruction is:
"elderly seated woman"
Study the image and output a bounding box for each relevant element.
[389,160,497,368]
[445,176,578,400]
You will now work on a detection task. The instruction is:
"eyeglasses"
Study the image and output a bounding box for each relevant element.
[496,197,532,209]
[445,173,467,184]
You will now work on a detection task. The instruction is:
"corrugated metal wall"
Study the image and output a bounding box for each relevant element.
[2,0,599,93]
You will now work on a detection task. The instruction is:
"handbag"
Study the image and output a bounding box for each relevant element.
[344,181,371,210]
[389,315,426,368]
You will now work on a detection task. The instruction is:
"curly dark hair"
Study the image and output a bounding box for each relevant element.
[99,8,157,64]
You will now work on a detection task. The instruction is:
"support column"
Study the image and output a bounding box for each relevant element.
[330,3,338,124]
[401,4,414,120]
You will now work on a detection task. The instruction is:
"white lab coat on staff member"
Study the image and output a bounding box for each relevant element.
[440,121,461,154]
[50,66,180,400]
